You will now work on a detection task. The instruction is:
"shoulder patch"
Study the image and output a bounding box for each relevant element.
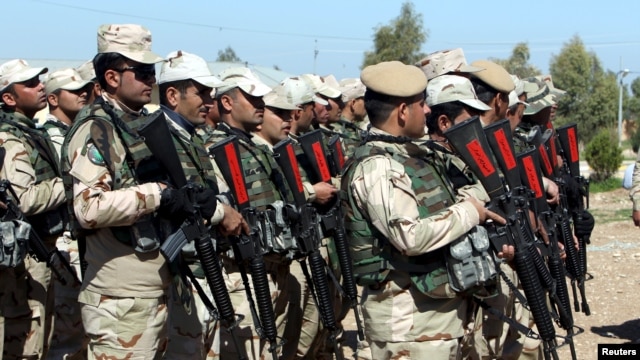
[87,143,105,166]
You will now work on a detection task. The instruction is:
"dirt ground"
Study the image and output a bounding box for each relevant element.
[338,187,640,360]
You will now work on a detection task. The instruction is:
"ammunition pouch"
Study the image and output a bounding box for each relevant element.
[27,206,68,238]
[112,214,171,253]
[445,225,498,296]
[0,220,30,269]
[261,201,297,256]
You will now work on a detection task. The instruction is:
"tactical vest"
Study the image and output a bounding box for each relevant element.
[61,101,169,252]
[341,142,454,296]
[0,112,68,237]
[168,122,217,190]
[513,123,533,154]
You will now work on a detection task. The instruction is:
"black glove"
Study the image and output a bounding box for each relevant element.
[194,188,218,220]
[159,187,194,218]
[573,210,595,238]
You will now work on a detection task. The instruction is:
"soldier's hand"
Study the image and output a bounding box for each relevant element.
[218,204,249,236]
[544,177,560,205]
[466,197,505,225]
[312,182,338,205]
[497,244,515,262]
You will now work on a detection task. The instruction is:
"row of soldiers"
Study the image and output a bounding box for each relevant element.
[0,22,595,360]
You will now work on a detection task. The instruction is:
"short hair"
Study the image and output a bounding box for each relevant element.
[158,79,193,105]
[364,88,425,126]
[470,78,498,105]
[426,101,467,135]
[507,102,520,116]
[93,52,128,90]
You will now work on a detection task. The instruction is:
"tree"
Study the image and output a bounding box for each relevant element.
[491,43,540,79]
[362,1,427,67]
[216,46,242,62]
[549,36,617,143]
[584,129,622,181]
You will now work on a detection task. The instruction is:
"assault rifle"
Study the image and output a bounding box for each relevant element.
[137,115,246,359]
[517,147,581,360]
[273,138,343,360]
[444,117,559,360]
[556,123,592,315]
[0,148,80,286]
[298,129,365,347]
[208,136,281,359]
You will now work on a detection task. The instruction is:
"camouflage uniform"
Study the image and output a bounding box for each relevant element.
[61,95,171,359]
[0,110,67,359]
[161,108,226,360]
[342,128,489,359]
[631,150,640,209]
[39,114,88,360]
[208,122,292,360]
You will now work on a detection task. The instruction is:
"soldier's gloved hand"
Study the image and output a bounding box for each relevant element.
[574,210,595,237]
[159,187,193,218]
[194,188,218,220]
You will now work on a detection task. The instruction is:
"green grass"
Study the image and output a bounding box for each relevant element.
[590,208,631,223]
[589,177,622,193]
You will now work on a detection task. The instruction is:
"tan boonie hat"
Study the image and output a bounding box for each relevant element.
[470,60,515,93]
[300,74,341,99]
[537,74,566,102]
[263,84,300,110]
[427,75,491,111]
[76,60,96,81]
[522,77,555,115]
[97,24,164,64]
[44,68,93,95]
[416,48,484,81]
[281,77,328,106]
[361,61,427,97]
[0,59,48,92]
[159,50,224,88]
[216,67,271,97]
[339,78,366,102]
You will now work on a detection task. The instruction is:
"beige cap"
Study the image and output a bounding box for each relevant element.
[508,91,529,108]
[416,48,484,80]
[339,78,366,102]
[44,68,93,95]
[427,75,491,111]
[361,61,427,97]
[523,77,555,115]
[280,77,328,106]
[216,67,272,96]
[300,74,341,99]
[159,50,224,88]
[264,84,301,110]
[0,59,48,92]
[76,60,96,81]
[97,24,164,64]
[470,60,515,93]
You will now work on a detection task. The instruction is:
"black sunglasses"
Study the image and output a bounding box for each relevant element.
[114,65,156,80]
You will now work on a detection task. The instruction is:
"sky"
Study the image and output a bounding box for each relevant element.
[3,0,640,86]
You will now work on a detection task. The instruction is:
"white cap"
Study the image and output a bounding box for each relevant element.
[300,73,341,99]
[217,67,272,96]
[159,50,224,88]
[44,68,93,95]
[264,84,300,110]
[281,77,328,106]
[76,60,96,81]
[339,78,366,102]
[0,59,48,92]
[508,90,529,108]
[427,75,491,111]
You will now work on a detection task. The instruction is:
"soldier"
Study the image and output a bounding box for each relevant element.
[42,67,94,360]
[300,73,340,131]
[415,48,483,82]
[342,60,506,359]
[158,50,246,359]
[60,24,185,359]
[76,60,102,104]
[336,77,367,157]
[469,59,514,126]
[505,75,533,133]
[285,76,328,139]
[0,58,65,359]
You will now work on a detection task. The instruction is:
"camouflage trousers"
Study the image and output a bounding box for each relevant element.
[79,289,169,360]
[2,253,55,359]
[47,233,87,360]
[165,273,219,359]
[219,254,292,360]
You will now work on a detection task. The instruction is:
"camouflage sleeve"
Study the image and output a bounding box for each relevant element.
[350,155,479,256]
[0,132,65,215]
[303,180,316,202]
[630,152,640,211]
[456,182,490,203]
[66,120,162,229]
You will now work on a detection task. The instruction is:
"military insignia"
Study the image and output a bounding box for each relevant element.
[87,143,105,166]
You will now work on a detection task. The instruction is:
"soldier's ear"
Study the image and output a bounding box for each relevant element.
[165,87,180,107]
[219,94,234,112]
[104,69,121,89]
[47,93,59,107]
[1,92,16,107]
[438,114,451,132]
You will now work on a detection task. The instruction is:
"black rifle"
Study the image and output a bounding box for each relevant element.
[208,136,281,359]
[136,115,246,359]
[444,117,559,360]
[0,148,79,286]
[555,123,591,315]
[298,129,365,346]
[273,138,343,360]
